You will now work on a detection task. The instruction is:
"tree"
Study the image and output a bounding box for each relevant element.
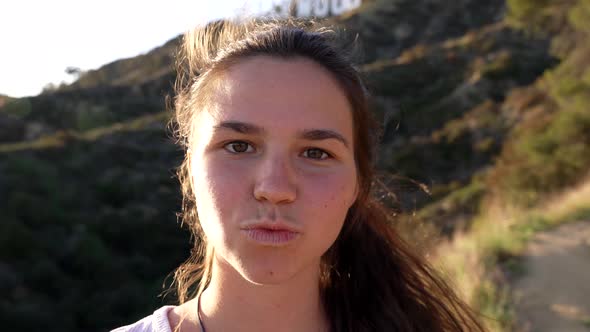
[65,66,83,80]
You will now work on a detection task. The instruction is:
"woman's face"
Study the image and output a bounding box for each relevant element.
[190,56,358,285]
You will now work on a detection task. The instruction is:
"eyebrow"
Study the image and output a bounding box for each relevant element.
[212,120,350,149]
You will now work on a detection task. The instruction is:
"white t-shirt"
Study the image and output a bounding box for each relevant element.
[110,306,176,332]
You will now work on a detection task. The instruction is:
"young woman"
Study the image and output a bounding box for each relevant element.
[113,18,486,332]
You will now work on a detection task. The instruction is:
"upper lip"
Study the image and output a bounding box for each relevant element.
[241,220,301,233]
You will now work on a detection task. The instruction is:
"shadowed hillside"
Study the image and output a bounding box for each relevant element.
[2,0,589,331]
[0,115,188,329]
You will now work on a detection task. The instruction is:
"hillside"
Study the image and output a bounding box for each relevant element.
[0,38,178,143]
[2,0,589,331]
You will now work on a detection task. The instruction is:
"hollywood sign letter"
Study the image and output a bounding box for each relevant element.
[296,0,362,17]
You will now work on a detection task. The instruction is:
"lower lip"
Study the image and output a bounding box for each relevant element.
[242,229,300,246]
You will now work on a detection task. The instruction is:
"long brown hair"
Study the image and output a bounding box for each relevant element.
[167,17,486,332]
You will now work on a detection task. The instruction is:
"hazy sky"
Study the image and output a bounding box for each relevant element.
[0,0,277,97]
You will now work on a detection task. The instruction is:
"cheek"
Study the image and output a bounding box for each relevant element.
[191,157,249,237]
[301,170,357,245]
[308,169,356,214]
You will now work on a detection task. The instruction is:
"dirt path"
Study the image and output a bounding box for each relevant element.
[512,221,590,332]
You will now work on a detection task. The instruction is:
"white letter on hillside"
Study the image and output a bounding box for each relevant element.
[313,0,330,17]
[331,0,346,15]
[349,0,361,8]
[332,0,362,15]
[297,0,313,17]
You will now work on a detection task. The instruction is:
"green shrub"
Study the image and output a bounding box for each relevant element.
[507,0,568,34]
[490,0,590,206]
[569,0,590,33]
[490,109,590,205]
[0,219,37,261]
[75,104,114,131]
[1,98,32,118]
[67,232,112,276]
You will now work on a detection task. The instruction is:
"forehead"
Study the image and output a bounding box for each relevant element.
[194,56,354,142]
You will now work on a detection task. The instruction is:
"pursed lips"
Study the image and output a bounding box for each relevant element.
[240,220,302,246]
[241,220,299,232]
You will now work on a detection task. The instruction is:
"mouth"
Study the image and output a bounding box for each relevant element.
[240,221,301,246]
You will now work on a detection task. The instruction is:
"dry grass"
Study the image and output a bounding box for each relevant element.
[433,174,590,331]
[540,174,590,222]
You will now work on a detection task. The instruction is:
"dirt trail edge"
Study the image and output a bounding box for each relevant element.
[512,221,590,332]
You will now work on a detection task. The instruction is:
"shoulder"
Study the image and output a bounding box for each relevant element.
[110,305,176,332]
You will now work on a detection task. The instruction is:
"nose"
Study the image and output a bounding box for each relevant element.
[253,152,297,205]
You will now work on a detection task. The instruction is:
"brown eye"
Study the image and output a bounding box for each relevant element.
[224,141,253,154]
[304,148,329,160]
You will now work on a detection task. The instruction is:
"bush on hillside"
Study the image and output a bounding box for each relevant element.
[488,0,590,206]
[488,96,590,205]
[507,0,576,34]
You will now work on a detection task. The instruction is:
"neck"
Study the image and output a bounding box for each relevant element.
[198,254,329,332]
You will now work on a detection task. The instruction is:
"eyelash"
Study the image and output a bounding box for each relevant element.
[222,140,332,160]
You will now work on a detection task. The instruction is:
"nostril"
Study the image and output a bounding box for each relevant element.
[253,179,297,204]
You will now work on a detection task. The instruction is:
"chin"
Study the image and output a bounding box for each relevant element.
[235,255,305,285]
[222,248,319,286]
